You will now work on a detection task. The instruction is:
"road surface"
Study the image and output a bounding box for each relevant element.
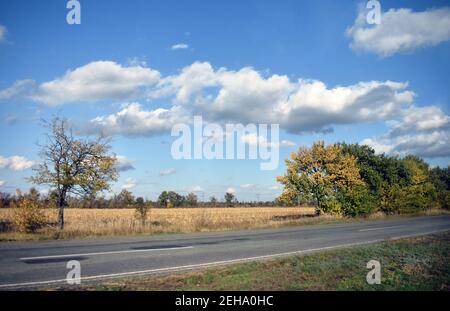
[0,215,449,289]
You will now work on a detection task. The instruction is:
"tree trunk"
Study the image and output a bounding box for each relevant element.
[315,194,322,216]
[58,190,67,230]
[58,205,64,229]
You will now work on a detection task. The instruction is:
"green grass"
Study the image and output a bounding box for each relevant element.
[62,231,450,291]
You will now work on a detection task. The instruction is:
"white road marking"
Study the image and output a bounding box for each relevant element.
[358,225,404,232]
[1,229,447,289]
[19,246,194,261]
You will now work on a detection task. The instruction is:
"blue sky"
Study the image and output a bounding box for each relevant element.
[0,0,449,201]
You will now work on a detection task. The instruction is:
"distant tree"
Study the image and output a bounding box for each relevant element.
[134,197,149,226]
[29,117,118,229]
[185,192,198,207]
[158,191,169,207]
[210,196,217,207]
[158,191,184,207]
[224,192,235,207]
[28,187,40,202]
[0,192,12,209]
[167,191,185,207]
[277,141,364,215]
[116,189,135,207]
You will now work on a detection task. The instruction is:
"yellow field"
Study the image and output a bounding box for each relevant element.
[0,207,322,240]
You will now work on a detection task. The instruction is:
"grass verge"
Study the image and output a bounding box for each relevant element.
[56,231,450,291]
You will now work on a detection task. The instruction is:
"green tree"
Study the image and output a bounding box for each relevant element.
[29,118,118,229]
[210,196,217,207]
[134,197,149,226]
[430,166,450,209]
[158,191,185,207]
[116,189,135,207]
[224,192,235,207]
[185,192,198,207]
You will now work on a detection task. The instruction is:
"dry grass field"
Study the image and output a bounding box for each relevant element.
[0,206,331,240]
[1,207,447,241]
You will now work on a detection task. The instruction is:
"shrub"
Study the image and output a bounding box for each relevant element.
[338,186,377,217]
[319,199,343,215]
[134,197,150,226]
[11,196,48,233]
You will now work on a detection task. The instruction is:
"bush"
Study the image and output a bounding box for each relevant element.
[319,186,377,217]
[338,186,377,217]
[134,197,150,226]
[11,196,48,233]
[319,199,343,215]
[380,184,435,214]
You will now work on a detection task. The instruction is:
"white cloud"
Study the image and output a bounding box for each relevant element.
[226,187,236,194]
[160,168,177,176]
[241,133,294,149]
[0,79,36,100]
[347,7,450,57]
[115,156,135,172]
[240,183,255,189]
[171,43,189,50]
[0,180,5,187]
[2,61,415,137]
[88,103,189,137]
[361,106,450,158]
[3,60,443,162]
[0,24,7,43]
[0,155,34,171]
[269,185,280,190]
[190,185,204,192]
[150,62,414,134]
[121,178,136,190]
[0,61,160,105]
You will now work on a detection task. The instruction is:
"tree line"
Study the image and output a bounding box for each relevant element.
[277,141,450,216]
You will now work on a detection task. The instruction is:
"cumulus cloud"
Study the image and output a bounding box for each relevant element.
[160,168,177,176]
[0,155,34,171]
[0,180,5,187]
[88,103,189,137]
[240,183,256,189]
[226,187,236,194]
[3,60,444,161]
[241,133,295,149]
[150,62,414,134]
[115,156,135,172]
[171,43,189,50]
[121,177,136,190]
[190,185,204,192]
[361,106,450,158]
[0,79,36,100]
[0,61,160,105]
[347,7,450,57]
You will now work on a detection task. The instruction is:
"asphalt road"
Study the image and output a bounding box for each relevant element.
[0,215,449,289]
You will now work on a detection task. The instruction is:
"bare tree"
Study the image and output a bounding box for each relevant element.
[29,118,118,229]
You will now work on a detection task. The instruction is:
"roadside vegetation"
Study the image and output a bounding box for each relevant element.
[56,231,450,291]
[0,119,449,241]
[277,141,450,216]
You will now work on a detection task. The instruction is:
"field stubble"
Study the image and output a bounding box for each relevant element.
[0,206,327,240]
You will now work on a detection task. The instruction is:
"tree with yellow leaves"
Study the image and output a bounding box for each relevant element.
[277,141,364,215]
